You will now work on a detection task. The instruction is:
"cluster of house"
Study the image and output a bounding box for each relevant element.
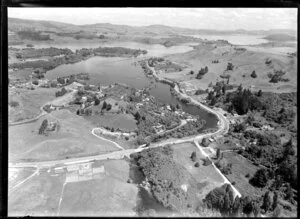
[53,161,106,183]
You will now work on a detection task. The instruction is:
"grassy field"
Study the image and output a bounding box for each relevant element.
[9,109,119,162]
[221,152,263,198]
[9,68,33,81]
[9,87,58,123]
[8,167,36,189]
[171,143,224,200]
[8,172,65,216]
[59,159,138,216]
[85,113,137,132]
[163,43,297,93]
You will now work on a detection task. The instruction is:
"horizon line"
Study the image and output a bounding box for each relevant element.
[8,16,297,32]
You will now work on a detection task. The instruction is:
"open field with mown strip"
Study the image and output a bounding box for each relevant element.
[9,109,119,162]
[9,87,58,123]
[171,143,224,199]
[8,172,65,216]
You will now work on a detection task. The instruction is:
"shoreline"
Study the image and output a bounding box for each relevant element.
[141,59,228,135]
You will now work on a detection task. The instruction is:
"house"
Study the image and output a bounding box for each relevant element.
[81,96,87,102]
[67,164,79,172]
[92,166,105,174]
[153,124,165,134]
[54,167,65,174]
[166,105,172,111]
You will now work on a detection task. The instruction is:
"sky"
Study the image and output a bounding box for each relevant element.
[8,8,298,31]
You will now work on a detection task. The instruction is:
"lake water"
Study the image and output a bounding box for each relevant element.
[187,34,269,45]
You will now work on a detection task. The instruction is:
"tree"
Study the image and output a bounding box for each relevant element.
[216,148,221,160]
[251,71,257,78]
[243,200,254,216]
[194,162,200,167]
[272,206,281,217]
[94,98,100,105]
[210,96,217,106]
[106,104,112,111]
[190,70,194,75]
[201,138,210,147]
[262,191,272,212]
[272,191,278,210]
[39,119,48,135]
[204,66,208,73]
[283,138,295,157]
[207,91,214,100]
[237,84,243,93]
[102,101,107,110]
[32,80,39,85]
[257,89,262,97]
[135,111,141,121]
[285,184,293,201]
[250,168,269,188]
[226,62,234,71]
[232,196,241,217]
[222,85,226,95]
[191,151,197,162]
[252,201,260,217]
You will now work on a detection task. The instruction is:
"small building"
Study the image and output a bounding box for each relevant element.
[81,96,87,102]
[54,167,65,174]
[92,166,105,174]
[208,138,214,142]
[67,164,79,172]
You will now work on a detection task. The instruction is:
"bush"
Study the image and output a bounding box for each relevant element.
[195,89,206,95]
[32,80,39,85]
[201,138,210,147]
[249,168,269,188]
[226,62,234,71]
[94,98,100,105]
[203,157,212,166]
[55,87,67,97]
[196,66,208,79]
[38,119,48,135]
[9,101,19,107]
[191,151,197,162]
[194,162,200,167]
[251,71,257,78]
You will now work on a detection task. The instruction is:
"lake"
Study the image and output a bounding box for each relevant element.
[186,34,269,45]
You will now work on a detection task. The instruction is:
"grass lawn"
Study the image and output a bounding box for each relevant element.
[9,109,119,162]
[8,172,65,216]
[8,167,36,190]
[9,87,58,123]
[221,151,264,198]
[60,159,138,216]
[171,143,224,200]
[85,113,137,132]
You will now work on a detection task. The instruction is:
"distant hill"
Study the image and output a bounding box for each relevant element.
[263,34,297,42]
[8,17,297,37]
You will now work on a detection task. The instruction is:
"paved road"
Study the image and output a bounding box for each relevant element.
[92,128,125,150]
